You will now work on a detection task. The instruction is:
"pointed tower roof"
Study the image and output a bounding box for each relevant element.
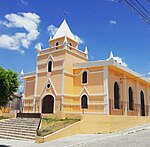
[109,51,114,59]
[85,46,88,54]
[52,20,76,42]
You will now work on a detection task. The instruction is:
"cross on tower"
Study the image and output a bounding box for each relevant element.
[63,9,69,19]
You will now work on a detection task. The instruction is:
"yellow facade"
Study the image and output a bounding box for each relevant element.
[22,20,150,118]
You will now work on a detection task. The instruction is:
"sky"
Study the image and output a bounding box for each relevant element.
[0,0,150,78]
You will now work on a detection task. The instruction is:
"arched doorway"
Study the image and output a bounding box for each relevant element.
[140,91,145,116]
[42,95,54,113]
[81,95,88,109]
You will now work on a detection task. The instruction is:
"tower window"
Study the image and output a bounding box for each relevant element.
[56,42,59,46]
[82,71,87,84]
[56,42,59,49]
[114,82,120,109]
[48,61,52,72]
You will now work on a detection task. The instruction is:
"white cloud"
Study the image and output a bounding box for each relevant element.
[35,42,43,50]
[47,24,84,44]
[47,25,58,36]
[21,0,28,5]
[91,55,95,60]
[74,35,84,44]
[109,20,117,25]
[106,0,120,3]
[0,12,40,53]
[113,56,128,67]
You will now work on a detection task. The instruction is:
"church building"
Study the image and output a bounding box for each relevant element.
[21,20,150,118]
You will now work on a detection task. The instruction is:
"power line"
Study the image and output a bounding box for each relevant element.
[121,0,150,25]
[135,0,150,15]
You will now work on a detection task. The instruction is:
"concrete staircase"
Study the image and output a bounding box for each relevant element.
[0,117,40,140]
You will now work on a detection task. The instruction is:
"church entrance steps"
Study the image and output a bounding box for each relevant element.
[0,117,40,141]
[35,114,150,143]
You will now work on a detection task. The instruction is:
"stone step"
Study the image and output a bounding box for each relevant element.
[0,126,38,130]
[0,134,34,141]
[0,117,40,140]
[0,125,37,131]
[0,127,36,134]
[0,122,39,126]
[0,122,39,127]
[0,129,36,137]
[0,132,35,140]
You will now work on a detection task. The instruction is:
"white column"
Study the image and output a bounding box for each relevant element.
[33,67,38,113]
[103,66,109,115]
[61,61,65,111]
[123,76,127,115]
[136,81,140,116]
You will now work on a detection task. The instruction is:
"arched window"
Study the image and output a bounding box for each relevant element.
[140,90,145,116]
[81,95,88,109]
[56,42,59,46]
[82,71,87,84]
[48,61,52,72]
[129,87,134,110]
[114,82,120,109]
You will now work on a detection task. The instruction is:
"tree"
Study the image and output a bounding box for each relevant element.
[0,66,19,108]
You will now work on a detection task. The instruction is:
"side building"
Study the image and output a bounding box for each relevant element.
[21,20,150,118]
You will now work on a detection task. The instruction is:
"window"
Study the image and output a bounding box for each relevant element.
[56,42,59,49]
[129,87,134,110]
[82,71,87,84]
[81,95,88,109]
[56,42,59,46]
[114,82,120,109]
[48,61,52,72]
[69,43,72,46]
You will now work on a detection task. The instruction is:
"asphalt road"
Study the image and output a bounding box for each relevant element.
[0,124,150,147]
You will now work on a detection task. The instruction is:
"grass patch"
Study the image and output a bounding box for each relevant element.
[37,117,80,137]
[0,116,8,120]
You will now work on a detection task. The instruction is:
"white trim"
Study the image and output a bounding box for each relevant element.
[79,86,90,96]
[60,60,65,111]
[37,59,64,66]
[64,70,104,77]
[40,93,56,114]
[24,97,34,100]
[63,102,104,106]
[37,68,63,75]
[73,59,112,69]
[21,71,36,79]
[38,47,87,61]
[64,112,105,115]
[103,66,109,115]
[33,67,38,113]
[74,58,150,84]
[123,76,127,115]
[112,59,150,83]
[36,93,105,98]
[136,81,140,116]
